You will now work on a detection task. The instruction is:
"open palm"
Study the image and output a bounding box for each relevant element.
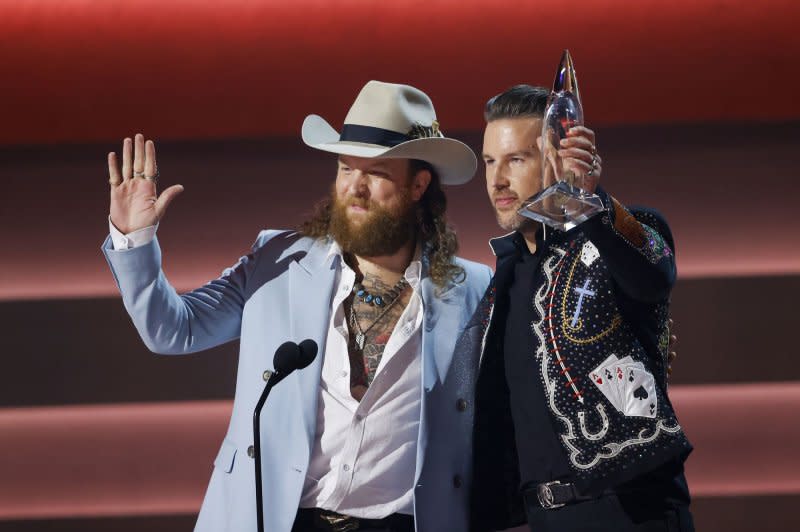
[108,133,183,234]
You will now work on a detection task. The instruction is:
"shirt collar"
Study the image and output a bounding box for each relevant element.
[325,237,424,283]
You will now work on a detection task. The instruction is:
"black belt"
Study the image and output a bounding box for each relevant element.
[293,507,414,532]
[523,480,612,510]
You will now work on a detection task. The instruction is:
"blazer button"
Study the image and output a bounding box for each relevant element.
[453,474,462,489]
[247,445,255,458]
[262,370,273,382]
[456,398,468,412]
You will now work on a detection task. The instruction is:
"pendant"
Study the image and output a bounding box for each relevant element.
[355,332,366,350]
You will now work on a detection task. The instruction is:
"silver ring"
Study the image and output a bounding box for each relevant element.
[587,154,598,177]
[144,170,159,183]
[133,170,145,178]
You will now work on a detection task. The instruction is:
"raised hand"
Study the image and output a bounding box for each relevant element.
[559,125,602,194]
[108,133,184,234]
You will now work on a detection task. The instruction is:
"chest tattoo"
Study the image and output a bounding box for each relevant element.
[346,273,411,401]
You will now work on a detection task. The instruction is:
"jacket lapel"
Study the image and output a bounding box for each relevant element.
[287,238,337,443]
[420,277,466,391]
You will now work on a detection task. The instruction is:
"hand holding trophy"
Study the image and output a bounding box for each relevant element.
[519,50,605,230]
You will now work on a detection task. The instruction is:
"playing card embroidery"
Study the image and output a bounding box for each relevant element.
[589,357,656,418]
[581,241,600,267]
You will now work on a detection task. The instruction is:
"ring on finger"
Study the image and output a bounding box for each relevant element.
[587,154,599,177]
[144,169,159,183]
[133,170,145,178]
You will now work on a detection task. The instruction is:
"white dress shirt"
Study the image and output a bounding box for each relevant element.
[109,222,425,518]
[299,241,423,518]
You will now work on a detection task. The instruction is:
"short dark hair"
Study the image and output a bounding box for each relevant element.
[484,84,549,122]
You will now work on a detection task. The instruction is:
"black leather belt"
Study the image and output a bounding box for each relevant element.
[293,507,414,532]
[522,480,606,510]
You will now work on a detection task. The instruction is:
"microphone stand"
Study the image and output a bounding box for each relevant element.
[253,339,316,532]
[253,371,282,532]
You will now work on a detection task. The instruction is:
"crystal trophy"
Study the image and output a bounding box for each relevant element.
[518,50,605,231]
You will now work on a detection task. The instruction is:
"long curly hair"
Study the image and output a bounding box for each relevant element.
[299,159,465,289]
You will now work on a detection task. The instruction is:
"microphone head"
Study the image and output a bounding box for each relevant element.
[273,341,301,374]
[297,339,318,370]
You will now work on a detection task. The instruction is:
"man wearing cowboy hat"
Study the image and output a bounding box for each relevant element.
[469,85,694,531]
[102,80,491,532]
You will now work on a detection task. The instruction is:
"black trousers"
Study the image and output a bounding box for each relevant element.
[524,493,694,532]
[292,507,414,532]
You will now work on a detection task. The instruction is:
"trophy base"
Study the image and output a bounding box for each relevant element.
[518,182,605,231]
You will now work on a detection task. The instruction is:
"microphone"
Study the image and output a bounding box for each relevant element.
[253,340,318,532]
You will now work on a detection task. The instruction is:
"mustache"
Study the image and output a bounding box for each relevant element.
[343,196,371,209]
[492,192,519,201]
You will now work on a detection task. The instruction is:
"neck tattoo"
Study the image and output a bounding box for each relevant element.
[349,286,405,351]
[353,276,409,307]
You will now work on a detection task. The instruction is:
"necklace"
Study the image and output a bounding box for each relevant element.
[353,277,408,307]
[348,284,407,351]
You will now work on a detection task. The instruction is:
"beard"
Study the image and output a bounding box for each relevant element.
[494,199,527,232]
[329,186,416,257]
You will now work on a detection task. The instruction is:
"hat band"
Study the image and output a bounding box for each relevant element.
[340,124,411,148]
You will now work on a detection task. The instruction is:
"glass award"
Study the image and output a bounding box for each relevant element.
[518,50,605,231]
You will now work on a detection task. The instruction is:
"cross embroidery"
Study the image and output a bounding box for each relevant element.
[571,279,596,327]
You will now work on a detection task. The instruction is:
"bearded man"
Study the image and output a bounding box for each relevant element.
[102,81,491,532]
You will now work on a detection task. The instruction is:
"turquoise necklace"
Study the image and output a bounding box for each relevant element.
[352,277,409,307]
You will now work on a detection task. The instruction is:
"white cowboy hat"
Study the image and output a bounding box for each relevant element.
[301,80,477,185]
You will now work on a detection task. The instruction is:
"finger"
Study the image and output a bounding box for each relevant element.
[144,139,157,177]
[561,155,593,175]
[560,135,594,151]
[566,125,596,144]
[108,152,122,186]
[121,137,133,180]
[133,133,145,175]
[559,147,594,163]
[154,184,185,219]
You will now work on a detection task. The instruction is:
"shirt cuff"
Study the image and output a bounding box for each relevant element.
[108,216,158,250]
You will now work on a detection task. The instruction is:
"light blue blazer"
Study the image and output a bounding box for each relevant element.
[103,230,492,532]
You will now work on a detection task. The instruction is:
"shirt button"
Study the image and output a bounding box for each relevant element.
[453,474,462,488]
[341,370,348,378]
[355,413,364,421]
[456,398,468,412]
[263,370,273,382]
[247,445,255,458]
[343,464,351,472]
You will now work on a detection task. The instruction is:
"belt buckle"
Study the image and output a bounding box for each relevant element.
[319,512,360,532]
[537,480,567,510]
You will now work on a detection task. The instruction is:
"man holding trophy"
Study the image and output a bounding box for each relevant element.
[469,52,695,531]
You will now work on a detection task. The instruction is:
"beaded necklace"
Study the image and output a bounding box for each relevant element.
[348,277,409,351]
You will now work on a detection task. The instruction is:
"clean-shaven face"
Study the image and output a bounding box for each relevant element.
[482,117,543,232]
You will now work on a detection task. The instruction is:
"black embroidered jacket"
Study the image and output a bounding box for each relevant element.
[470,191,692,531]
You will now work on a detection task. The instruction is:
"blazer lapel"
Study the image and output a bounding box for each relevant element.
[287,238,337,443]
[420,278,466,391]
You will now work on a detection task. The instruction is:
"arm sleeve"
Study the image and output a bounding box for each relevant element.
[108,216,158,250]
[580,189,676,303]
[101,231,272,354]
